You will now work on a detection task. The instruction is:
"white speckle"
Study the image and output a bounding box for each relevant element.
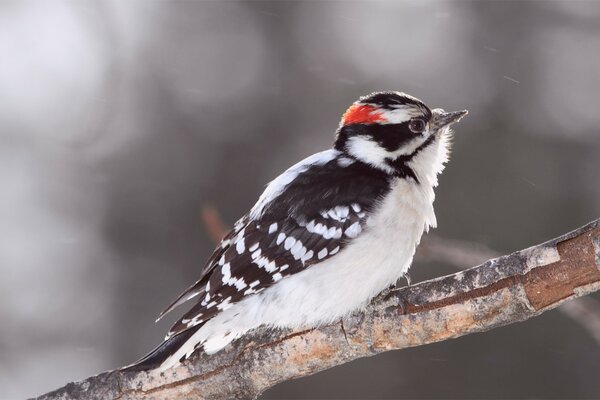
[301,250,313,263]
[206,301,217,309]
[335,205,349,219]
[345,222,362,238]
[204,293,210,303]
[218,255,225,266]
[244,288,255,295]
[284,237,296,250]
[265,259,277,273]
[205,281,210,292]
[276,233,286,245]
[221,263,231,283]
[272,272,283,282]
[306,221,340,239]
[236,238,245,254]
[252,257,269,268]
[279,264,289,271]
[314,223,327,236]
[337,157,354,167]
[217,297,233,311]
[333,227,342,239]
[291,240,303,252]
[249,242,259,252]
[249,280,260,288]
[320,210,329,219]
[330,246,340,255]
[251,249,262,259]
[252,255,277,272]
[223,271,247,289]
[268,222,278,234]
[318,248,328,260]
[233,277,247,290]
[328,209,341,221]
[324,226,340,239]
[234,218,245,230]
[309,222,320,234]
[351,203,361,212]
[185,317,203,327]
[290,241,305,260]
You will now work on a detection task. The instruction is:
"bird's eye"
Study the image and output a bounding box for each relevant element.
[408,118,427,134]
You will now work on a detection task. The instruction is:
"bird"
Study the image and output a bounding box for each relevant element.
[126,91,468,372]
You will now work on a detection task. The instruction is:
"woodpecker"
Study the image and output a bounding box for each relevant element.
[127,91,467,371]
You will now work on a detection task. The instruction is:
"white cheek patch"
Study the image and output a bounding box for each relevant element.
[346,134,431,171]
[346,135,395,173]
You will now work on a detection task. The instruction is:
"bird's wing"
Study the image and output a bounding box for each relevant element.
[166,203,369,337]
[159,151,392,338]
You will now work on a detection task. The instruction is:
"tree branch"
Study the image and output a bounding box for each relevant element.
[416,232,600,345]
[35,218,600,400]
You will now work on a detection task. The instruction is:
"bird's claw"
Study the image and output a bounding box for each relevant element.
[403,271,412,286]
[394,271,412,288]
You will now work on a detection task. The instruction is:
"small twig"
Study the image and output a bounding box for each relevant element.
[555,296,600,344]
[200,205,228,243]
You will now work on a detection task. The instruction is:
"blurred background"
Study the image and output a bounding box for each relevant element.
[1,0,600,398]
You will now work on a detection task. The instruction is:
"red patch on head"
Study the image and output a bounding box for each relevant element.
[341,104,387,125]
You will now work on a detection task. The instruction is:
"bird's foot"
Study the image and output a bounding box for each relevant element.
[389,272,413,315]
[396,271,412,288]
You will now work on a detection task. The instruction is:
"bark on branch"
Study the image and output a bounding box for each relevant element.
[35,218,600,400]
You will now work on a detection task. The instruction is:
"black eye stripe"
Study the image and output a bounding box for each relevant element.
[338,123,418,152]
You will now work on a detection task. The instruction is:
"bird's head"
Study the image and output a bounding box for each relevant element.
[334,91,467,183]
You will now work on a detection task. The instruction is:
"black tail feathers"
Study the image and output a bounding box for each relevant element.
[121,325,202,372]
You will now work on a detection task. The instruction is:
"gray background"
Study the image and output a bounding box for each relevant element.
[1,0,600,398]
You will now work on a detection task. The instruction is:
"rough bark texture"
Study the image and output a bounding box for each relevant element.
[34,218,600,400]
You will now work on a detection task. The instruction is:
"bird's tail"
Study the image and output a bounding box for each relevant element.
[122,318,251,372]
[121,324,202,372]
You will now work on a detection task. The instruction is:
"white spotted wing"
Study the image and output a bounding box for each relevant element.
[164,203,368,338]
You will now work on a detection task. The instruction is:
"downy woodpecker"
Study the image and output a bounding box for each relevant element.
[128,91,468,371]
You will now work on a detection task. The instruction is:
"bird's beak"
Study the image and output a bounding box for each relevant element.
[430,109,468,130]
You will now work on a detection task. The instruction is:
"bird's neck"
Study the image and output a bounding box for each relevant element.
[403,129,451,189]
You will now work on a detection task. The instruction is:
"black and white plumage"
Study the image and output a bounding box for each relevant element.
[128,91,467,371]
